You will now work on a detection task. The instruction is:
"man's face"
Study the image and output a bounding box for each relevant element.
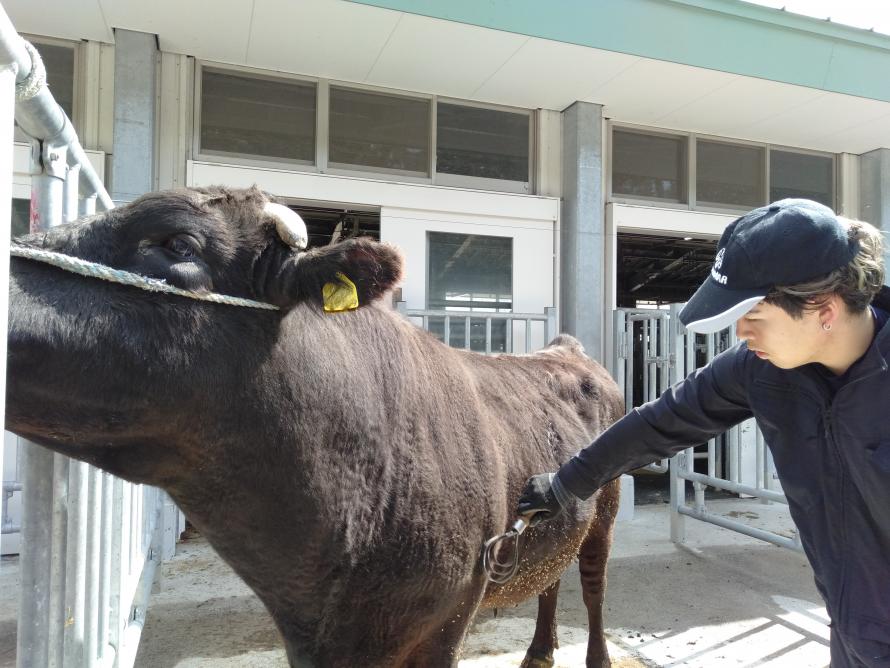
[735,301,823,369]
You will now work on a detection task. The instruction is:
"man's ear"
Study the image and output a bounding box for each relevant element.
[253,237,404,311]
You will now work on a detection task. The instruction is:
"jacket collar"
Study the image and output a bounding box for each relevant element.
[848,286,890,377]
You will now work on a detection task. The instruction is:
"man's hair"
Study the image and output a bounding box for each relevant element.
[765,217,885,318]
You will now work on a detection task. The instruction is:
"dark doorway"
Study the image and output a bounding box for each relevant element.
[616,233,716,308]
[286,204,380,249]
[616,233,721,503]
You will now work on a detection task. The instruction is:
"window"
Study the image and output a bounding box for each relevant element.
[427,232,512,352]
[11,199,30,238]
[200,68,316,163]
[612,130,687,203]
[15,40,75,140]
[37,42,75,120]
[696,140,764,208]
[329,87,429,175]
[770,150,834,208]
[436,102,529,183]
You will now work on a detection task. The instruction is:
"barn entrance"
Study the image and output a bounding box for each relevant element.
[613,232,795,549]
[285,203,381,248]
[614,233,716,504]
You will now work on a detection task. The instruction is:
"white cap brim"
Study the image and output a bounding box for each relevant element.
[681,294,765,333]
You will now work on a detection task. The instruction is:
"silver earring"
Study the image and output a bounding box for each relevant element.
[823,323,832,331]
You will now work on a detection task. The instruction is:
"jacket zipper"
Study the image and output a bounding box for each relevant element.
[819,363,887,628]
[821,403,849,625]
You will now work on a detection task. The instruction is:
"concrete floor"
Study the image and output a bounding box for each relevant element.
[0,499,830,668]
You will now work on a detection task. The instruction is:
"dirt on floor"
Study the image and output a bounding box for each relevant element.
[1,500,828,668]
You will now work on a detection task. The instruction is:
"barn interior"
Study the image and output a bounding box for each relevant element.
[287,203,381,248]
[616,233,717,308]
[616,233,719,502]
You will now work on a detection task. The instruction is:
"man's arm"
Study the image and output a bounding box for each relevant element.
[518,344,754,521]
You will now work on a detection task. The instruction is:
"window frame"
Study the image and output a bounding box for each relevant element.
[433,97,533,194]
[424,230,515,313]
[193,61,535,193]
[692,134,767,214]
[326,82,433,181]
[193,61,320,169]
[766,144,837,210]
[607,121,837,214]
[608,123,690,210]
[16,35,80,140]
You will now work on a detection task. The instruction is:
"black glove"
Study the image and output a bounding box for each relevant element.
[516,473,566,526]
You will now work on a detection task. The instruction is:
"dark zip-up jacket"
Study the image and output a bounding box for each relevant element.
[557,287,890,658]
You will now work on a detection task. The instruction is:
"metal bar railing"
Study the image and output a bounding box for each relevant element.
[0,8,110,209]
[665,304,802,552]
[613,308,671,473]
[397,303,557,354]
[0,8,167,667]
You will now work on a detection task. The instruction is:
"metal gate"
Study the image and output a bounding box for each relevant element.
[612,305,802,551]
[1,13,183,667]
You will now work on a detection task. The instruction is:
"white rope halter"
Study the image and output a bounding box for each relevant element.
[10,244,281,311]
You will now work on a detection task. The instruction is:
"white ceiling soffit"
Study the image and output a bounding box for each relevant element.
[4,0,889,154]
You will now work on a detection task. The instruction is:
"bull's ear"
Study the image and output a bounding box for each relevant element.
[254,238,403,311]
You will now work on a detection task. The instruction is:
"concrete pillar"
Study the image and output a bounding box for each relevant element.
[110,29,157,203]
[561,101,605,361]
[859,148,890,269]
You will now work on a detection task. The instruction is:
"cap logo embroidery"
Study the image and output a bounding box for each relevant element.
[711,248,728,285]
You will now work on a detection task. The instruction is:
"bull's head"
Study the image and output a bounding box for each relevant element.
[5,186,403,482]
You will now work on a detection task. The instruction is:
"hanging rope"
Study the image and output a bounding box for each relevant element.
[10,244,281,311]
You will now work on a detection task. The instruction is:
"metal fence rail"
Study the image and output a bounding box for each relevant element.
[665,303,802,552]
[397,302,557,354]
[0,7,169,667]
[612,303,801,551]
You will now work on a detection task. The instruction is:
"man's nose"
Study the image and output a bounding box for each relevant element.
[735,319,750,340]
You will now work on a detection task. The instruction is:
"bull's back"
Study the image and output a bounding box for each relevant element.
[468,334,623,473]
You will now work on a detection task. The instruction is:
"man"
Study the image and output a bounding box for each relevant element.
[517,199,890,667]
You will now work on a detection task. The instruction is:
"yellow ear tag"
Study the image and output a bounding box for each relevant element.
[322,272,359,312]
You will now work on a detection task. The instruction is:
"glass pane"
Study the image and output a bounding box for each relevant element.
[200,69,316,162]
[11,199,30,238]
[428,232,511,352]
[770,151,833,207]
[38,43,74,120]
[612,130,686,202]
[436,103,529,181]
[329,87,429,174]
[696,140,764,207]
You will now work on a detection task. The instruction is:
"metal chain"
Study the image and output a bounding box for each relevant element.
[10,244,280,311]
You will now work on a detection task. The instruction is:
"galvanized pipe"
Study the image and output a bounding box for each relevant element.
[0,5,111,209]
[677,504,803,552]
[17,165,66,668]
[85,468,102,666]
[0,28,14,547]
[63,461,89,664]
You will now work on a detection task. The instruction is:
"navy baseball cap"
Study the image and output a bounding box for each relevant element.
[679,199,859,333]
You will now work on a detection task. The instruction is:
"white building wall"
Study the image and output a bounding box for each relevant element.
[187,162,559,351]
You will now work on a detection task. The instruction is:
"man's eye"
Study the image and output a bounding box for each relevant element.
[164,236,198,259]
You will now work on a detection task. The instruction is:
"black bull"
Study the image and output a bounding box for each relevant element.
[6,187,623,668]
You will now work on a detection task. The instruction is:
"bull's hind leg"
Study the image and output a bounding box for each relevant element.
[520,579,560,668]
[578,478,620,668]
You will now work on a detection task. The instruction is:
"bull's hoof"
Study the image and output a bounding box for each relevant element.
[519,652,555,668]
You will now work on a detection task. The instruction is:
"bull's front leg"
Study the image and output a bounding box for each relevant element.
[520,579,560,668]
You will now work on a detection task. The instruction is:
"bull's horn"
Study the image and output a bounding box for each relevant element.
[264,202,308,250]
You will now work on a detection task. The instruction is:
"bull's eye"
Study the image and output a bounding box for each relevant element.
[164,235,199,259]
